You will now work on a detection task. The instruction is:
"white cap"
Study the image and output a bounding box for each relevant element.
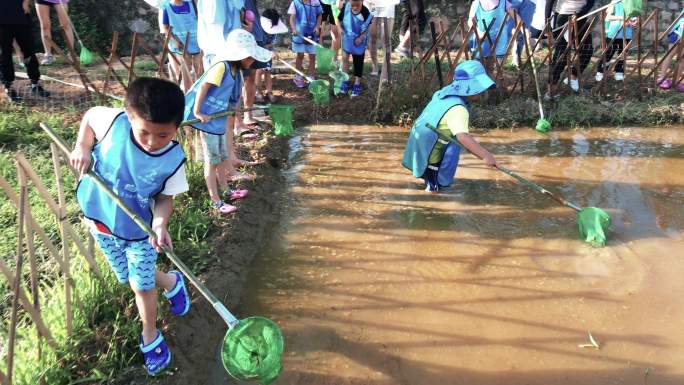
[260,16,289,35]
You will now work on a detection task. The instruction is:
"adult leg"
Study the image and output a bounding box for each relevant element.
[596,39,617,73]
[614,39,626,74]
[0,26,16,89]
[35,3,53,59]
[54,3,75,51]
[575,18,594,76]
[369,18,379,74]
[13,24,41,85]
[549,14,570,94]
[243,71,257,125]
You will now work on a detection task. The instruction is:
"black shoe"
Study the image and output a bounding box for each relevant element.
[30,84,50,98]
[5,88,23,103]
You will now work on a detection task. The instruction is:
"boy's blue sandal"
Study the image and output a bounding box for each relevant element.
[140,331,171,376]
[351,83,362,97]
[339,80,351,94]
[165,271,191,316]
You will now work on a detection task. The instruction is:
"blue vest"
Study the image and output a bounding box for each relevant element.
[402,90,465,187]
[184,62,242,135]
[292,0,320,44]
[605,2,633,40]
[672,17,683,40]
[77,113,186,241]
[341,5,373,55]
[163,1,200,54]
[244,0,267,45]
[470,0,511,58]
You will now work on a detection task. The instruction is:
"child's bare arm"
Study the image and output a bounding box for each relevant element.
[151,194,174,252]
[193,82,213,123]
[70,108,97,175]
[456,133,498,168]
[290,13,298,35]
[316,13,322,32]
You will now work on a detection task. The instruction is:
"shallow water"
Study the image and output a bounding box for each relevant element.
[238,125,684,385]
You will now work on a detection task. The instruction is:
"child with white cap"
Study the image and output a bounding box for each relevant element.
[184,29,273,213]
[403,60,499,193]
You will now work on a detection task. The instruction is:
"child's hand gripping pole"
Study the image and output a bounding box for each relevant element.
[300,35,324,48]
[424,123,582,212]
[40,123,241,328]
[277,58,315,83]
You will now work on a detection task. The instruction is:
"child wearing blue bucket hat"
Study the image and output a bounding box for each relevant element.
[402,60,499,193]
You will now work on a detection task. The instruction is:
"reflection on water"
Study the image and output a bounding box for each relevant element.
[238,125,684,385]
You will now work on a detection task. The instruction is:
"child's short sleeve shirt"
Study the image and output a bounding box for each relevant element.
[85,107,189,196]
[437,105,470,136]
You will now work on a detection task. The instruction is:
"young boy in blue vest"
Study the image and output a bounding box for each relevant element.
[337,0,374,97]
[402,60,498,193]
[288,0,323,87]
[184,29,273,214]
[160,0,202,91]
[69,77,191,375]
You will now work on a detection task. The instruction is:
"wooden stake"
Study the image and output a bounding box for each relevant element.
[50,144,72,335]
[430,21,444,87]
[15,153,103,279]
[128,32,140,85]
[7,164,28,385]
[23,170,43,383]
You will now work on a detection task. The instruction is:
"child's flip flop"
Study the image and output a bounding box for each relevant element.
[226,188,249,201]
[211,200,237,214]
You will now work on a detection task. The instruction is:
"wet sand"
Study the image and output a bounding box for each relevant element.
[238,125,684,385]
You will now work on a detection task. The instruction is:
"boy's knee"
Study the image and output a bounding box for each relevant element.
[130,277,157,293]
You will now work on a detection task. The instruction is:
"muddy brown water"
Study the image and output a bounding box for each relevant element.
[226,124,684,385]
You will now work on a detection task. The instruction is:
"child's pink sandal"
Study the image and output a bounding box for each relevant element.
[226,188,249,201]
[211,200,237,214]
[657,77,672,90]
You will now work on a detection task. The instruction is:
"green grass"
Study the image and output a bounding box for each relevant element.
[0,105,213,384]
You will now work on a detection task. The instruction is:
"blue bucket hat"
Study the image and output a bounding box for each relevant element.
[437,60,495,98]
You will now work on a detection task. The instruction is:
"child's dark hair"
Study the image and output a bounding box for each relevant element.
[262,8,281,28]
[124,77,185,126]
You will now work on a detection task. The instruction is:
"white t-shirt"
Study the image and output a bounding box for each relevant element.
[86,107,189,197]
[366,0,398,18]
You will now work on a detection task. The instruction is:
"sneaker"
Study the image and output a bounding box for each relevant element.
[339,80,351,94]
[394,46,411,58]
[140,331,171,376]
[30,84,50,98]
[370,66,379,76]
[562,77,579,92]
[543,92,560,102]
[164,271,190,316]
[351,83,362,97]
[657,78,672,90]
[595,72,604,82]
[293,75,306,88]
[40,54,54,65]
[614,72,624,81]
[5,88,23,103]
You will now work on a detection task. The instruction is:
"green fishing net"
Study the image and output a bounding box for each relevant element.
[535,118,551,133]
[623,0,642,17]
[268,104,295,136]
[222,316,285,385]
[316,45,336,74]
[577,207,611,247]
[309,79,331,106]
[79,44,93,66]
[329,70,350,96]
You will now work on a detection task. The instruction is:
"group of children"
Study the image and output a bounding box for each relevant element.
[60,0,683,378]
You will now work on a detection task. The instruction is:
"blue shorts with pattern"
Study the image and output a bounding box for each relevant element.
[93,232,158,291]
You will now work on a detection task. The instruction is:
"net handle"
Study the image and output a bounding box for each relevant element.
[277,58,315,83]
[40,123,241,328]
[424,123,583,212]
[181,106,263,127]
